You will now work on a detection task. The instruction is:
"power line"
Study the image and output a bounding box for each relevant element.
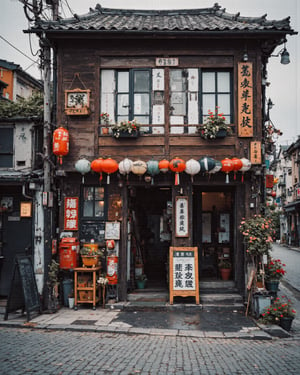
[0,34,38,65]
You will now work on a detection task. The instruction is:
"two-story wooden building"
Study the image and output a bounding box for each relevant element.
[30,4,295,301]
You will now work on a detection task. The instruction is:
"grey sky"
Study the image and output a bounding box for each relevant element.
[1,0,299,144]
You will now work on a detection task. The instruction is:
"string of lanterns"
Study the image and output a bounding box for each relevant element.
[75,156,251,185]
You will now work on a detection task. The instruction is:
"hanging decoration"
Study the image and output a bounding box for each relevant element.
[158,159,169,173]
[169,157,186,185]
[53,127,69,164]
[75,158,91,184]
[101,158,119,184]
[198,157,216,173]
[221,158,234,183]
[185,159,201,182]
[240,158,252,182]
[91,158,104,182]
[231,157,243,180]
[147,159,160,184]
[119,158,133,182]
[208,160,222,175]
[131,160,147,178]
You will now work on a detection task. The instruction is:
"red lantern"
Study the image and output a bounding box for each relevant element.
[53,127,69,164]
[158,159,169,173]
[91,158,104,182]
[169,157,186,185]
[271,190,276,198]
[101,158,119,184]
[221,158,234,183]
[231,157,243,180]
[106,240,115,249]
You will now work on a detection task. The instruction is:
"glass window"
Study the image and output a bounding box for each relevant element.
[201,71,232,123]
[0,127,13,168]
[83,187,105,218]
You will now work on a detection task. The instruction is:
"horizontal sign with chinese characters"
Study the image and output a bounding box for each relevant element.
[155,57,179,66]
[64,197,79,231]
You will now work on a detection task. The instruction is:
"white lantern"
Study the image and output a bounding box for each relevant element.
[131,160,147,177]
[119,158,133,181]
[185,159,200,182]
[240,158,251,182]
[75,158,91,184]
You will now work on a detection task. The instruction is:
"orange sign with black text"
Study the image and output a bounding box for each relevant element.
[238,62,253,137]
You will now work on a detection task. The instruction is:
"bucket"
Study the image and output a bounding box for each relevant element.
[62,279,74,307]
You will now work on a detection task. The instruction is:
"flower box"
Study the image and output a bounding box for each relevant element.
[112,129,139,139]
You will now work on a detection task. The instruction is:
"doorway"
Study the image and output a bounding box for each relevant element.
[193,188,233,280]
[131,186,172,287]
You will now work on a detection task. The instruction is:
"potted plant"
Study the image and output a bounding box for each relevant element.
[100,112,110,134]
[80,245,104,267]
[197,107,232,140]
[264,258,286,292]
[111,119,140,138]
[218,260,232,280]
[260,295,296,331]
[136,274,147,289]
[239,215,275,258]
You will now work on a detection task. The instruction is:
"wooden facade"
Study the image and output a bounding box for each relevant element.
[32,5,295,301]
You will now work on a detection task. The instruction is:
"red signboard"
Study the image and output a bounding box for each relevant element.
[266,175,274,189]
[64,197,79,231]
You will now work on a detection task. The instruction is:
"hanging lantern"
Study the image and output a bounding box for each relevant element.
[147,159,160,185]
[221,158,234,183]
[158,159,169,173]
[131,160,147,178]
[102,158,119,184]
[271,190,277,198]
[53,127,69,164]
[169,157,186,185]
[240,158,252,183]
[208,160,222,174]
[75,158,91,184]
[198,157,216,173]
[119,158,133,182]
[185,159,200,182]
[91,158,104,182]
[231,157,243,180]
[106,239,115,250]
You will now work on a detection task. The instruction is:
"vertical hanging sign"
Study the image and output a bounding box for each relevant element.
[175,196,189,237]
[169,247,199,305]
[238,62,253,137]
[64,197,79,230]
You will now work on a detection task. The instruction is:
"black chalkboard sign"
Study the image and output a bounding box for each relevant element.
[4,255,41,321]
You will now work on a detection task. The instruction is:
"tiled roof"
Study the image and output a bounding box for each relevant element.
[32,4,294,35]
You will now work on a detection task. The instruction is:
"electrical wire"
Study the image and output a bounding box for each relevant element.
[0,34,37,64]
[63,0,75,17]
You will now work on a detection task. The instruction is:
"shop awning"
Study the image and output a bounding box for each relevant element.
[284,201,300,212]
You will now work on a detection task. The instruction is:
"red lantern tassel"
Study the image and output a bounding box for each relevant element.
[175,173,179,185]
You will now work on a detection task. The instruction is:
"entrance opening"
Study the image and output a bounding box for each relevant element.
[194,188,234,281]
[130,186,171,289]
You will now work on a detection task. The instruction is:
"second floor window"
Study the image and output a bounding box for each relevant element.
[100,67,233,134]
[0,127,13,168]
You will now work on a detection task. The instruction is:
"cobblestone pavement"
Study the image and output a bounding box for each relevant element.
[0,327,300,375]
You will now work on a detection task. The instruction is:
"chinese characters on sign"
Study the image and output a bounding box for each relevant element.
[238,62,253,137]
[169,247,199,305]
[175,197,188,237]
[173,251,195,290]
[64,197,79,230]
[250,141,262,164]
[155,57,179,66]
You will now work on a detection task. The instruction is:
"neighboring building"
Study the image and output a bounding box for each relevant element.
[0,64,44,296]
[281,138,300,246]
[0,59,42,101]
[29,5,295,302]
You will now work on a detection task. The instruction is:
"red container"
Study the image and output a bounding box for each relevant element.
[59,237,79,269]
[107,256,118,285]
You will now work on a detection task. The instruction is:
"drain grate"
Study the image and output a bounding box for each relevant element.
[71,320,97,325]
